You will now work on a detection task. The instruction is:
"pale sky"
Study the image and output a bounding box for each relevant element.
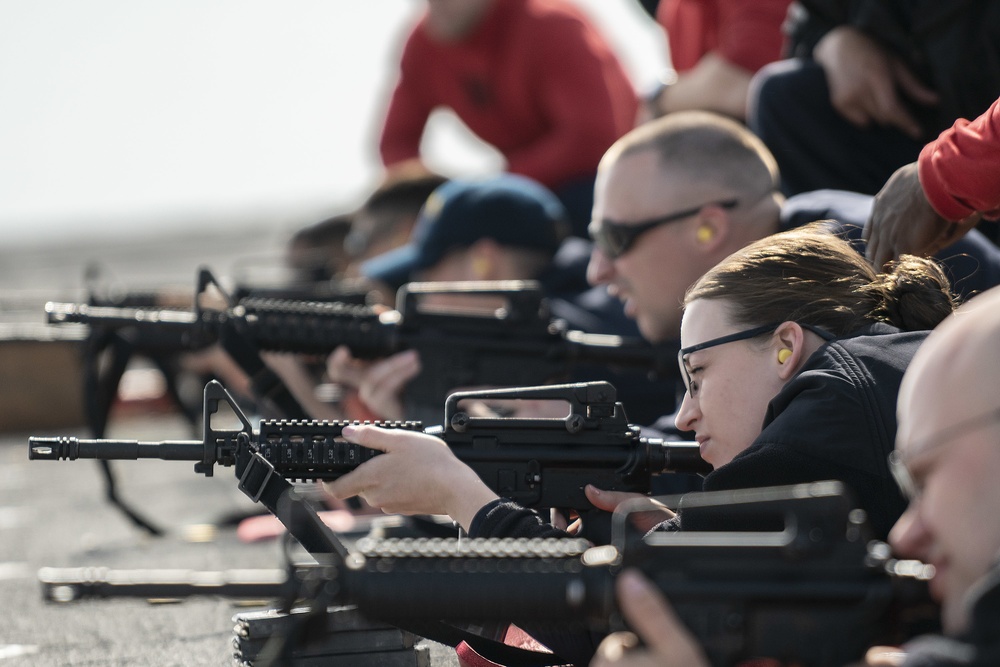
[0,0,666,245]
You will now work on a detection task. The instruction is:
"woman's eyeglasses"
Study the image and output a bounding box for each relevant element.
[678,322,835,397]
[677,323,780,397]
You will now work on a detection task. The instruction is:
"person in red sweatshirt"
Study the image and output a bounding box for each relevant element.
[378,0,637,238]
[864,95,1000,268]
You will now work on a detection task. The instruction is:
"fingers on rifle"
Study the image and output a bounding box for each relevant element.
[616,570,709,665]
[585,485,620,512]
[340,424,396,452]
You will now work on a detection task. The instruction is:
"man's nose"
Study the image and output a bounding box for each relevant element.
[586,246,614,286]
[888,505,930,560]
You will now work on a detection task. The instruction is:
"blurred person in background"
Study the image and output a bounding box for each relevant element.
[342,169,449,285]
[326,173,674,426]
[378,0,637,238]
[748,0,1000,197]
[260,171,448,420]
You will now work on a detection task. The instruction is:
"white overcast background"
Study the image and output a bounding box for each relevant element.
[0,0,666,246]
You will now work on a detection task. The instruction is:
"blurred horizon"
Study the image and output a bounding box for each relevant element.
[0,0,667,249]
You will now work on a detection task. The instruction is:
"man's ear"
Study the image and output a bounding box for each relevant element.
[693,204,732,251]
[773,321,807,381]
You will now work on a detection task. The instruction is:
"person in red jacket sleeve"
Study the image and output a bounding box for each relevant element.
[864,95,1000,268]
[378,0,637,238]
[641,0,792,122]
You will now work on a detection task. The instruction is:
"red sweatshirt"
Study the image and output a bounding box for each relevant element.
[919,95,1000,222]
[656,0,791,73]
[378,0,637,189]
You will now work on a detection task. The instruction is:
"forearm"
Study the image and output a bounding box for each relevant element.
[653,53,752,120]
[378,60,432,167]
[447,479,502,534]
[918,96,1000,221]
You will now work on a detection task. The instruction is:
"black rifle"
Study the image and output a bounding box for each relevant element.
[61,268,375,424]
[46,274,680,423]
[28,379,709,546]
[36,482,940,667]
[63,268,374,536]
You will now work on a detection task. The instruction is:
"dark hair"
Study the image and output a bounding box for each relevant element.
[286,213,354,280]
[346,173,449,258]
[362,172,448,219]
[684,223,957,334]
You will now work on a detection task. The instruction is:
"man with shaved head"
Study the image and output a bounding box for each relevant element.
[887,286,1000,658]
[586,111,1000,348]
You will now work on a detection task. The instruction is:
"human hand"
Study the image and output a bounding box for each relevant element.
[322,425,498,531]
[814,27,938,138]
[591,570,709,667]
[864,162,981,267]
[325,346,421,420]
[585,485,674,534]
[592,572,901,667]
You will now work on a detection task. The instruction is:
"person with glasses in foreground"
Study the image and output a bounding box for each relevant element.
[594,284,1000,667]
[325,225,955,665]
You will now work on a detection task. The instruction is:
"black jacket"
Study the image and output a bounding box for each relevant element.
[787,0,1000,136]
[703,323,923,539]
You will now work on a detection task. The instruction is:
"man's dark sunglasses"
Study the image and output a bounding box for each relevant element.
[589,198,739,259]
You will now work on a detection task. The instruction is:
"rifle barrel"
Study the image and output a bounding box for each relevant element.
[39,567,288,602]
[28,436,203,461]
[45,302,199,326]
[657,441,713,475]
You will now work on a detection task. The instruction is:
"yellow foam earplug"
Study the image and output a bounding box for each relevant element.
[472,257,490,277]
[696,226,714,243]
[778,348,793,364]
